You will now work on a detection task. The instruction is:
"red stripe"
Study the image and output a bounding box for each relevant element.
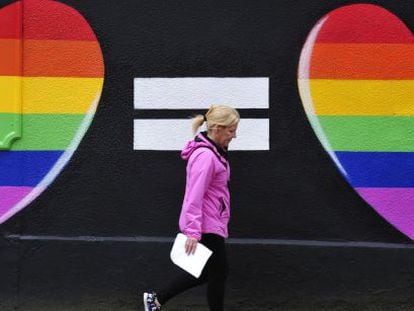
[23,0,97,41]
[0,1,22,39]
[316,4,414,44]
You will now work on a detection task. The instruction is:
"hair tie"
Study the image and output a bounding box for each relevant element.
[203,115,207,122]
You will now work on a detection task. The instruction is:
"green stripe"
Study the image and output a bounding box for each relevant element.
[0,113,21,150]
[315,116,414,151]
[0,113,85,150]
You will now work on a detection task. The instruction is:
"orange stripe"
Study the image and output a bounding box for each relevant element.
[0,39,21,75]
[308,43,414,79]
[22,39,103,77]
[0,39,104,77]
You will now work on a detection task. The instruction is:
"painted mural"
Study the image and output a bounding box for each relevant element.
[298,4,414,238]
[0,0,104,223]
[133,77,269,151]
[0,1,413,238]
[1,1,414,309]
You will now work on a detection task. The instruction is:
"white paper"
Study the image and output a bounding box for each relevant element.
[170,233,213,278]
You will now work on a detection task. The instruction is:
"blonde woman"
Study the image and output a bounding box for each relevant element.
[143,105,240,311]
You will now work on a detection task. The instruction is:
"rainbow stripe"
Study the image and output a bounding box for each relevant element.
[0,0,104,223]
[298,4,414,238]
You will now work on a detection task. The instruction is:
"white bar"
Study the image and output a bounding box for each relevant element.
[134,78,269,109]
[133,119,269,151]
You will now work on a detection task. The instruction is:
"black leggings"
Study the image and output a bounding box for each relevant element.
[157,233,229,311]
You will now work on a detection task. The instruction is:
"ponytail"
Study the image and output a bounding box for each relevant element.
[191,114,205,134]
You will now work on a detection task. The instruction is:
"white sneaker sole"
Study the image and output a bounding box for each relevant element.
[143,292,149,311]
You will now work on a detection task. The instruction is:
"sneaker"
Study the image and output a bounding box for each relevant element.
[143,292,160,311]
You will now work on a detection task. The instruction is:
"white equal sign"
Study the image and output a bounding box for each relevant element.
[133,78,269,151]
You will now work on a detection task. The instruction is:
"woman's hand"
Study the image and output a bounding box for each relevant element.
[185,236,198,255]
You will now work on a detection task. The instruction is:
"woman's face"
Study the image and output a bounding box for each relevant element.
[213,123,238,149]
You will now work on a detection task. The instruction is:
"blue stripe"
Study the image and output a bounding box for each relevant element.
[0,151,63,186]
[335,152,414,187]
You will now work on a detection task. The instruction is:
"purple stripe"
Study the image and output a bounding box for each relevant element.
[0,186,33,218]
[356,188,414,239]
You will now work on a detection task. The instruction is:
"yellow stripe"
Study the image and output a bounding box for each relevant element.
[0,76,103,113]
[0,76,21,113]
[299,79,414,116]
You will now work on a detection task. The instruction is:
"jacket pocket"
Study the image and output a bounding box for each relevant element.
[219,197,226,216]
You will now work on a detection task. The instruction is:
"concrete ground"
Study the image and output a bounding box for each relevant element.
[4,299,414,311]
[3,238,414,310]
[3,286,414,311]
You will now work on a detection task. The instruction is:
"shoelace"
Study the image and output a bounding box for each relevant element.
[147,294,160,311]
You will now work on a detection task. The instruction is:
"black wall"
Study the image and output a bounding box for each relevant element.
[2,0,413,241]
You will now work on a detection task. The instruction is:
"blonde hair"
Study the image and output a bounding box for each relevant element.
[192,105,240,134]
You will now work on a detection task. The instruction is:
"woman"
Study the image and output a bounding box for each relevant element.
[143,105,239,311]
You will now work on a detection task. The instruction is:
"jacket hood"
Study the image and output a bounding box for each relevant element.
[181,132,228,164]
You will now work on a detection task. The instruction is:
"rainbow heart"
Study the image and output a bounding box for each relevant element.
[298,4,414,239]
[0,0,104,223]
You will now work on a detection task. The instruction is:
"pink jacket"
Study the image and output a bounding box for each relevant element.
[179,132,231,240]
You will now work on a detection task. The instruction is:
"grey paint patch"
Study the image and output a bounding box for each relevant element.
[6,234,414,250]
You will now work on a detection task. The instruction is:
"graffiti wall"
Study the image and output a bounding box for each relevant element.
[298,4,414,240]
[0,0,104,223]
[1,0,414,309]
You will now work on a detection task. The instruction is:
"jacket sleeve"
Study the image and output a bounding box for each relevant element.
[180,149,215,241]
